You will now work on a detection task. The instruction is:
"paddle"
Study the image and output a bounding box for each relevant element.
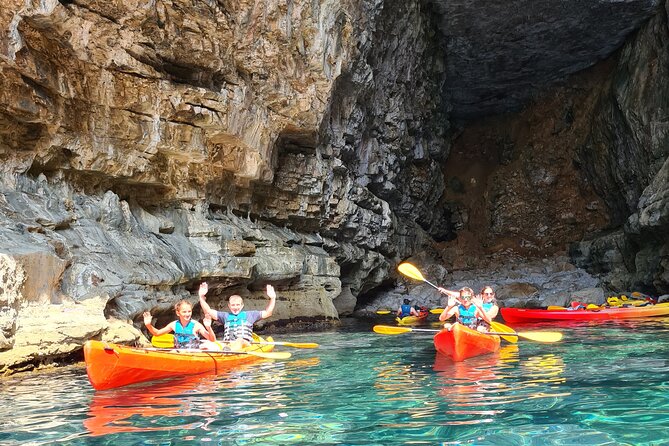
[397,262,440,289]
[151,334,316,349]
[147,346,292,360]
[376,310,391,315]
[397,262,520,343]
[372,324,563,343]
[252,341,319,349]
[489,321,520,343]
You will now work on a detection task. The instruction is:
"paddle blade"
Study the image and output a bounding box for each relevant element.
[373,325,412,335]
[151,334,175,348]
[247,350,292,360]
[376,310,391,315]
[489,321,518,343]
[276,342,319,349]
[429,308,444,314]
[517,331,563,343]
[397,263,426,282]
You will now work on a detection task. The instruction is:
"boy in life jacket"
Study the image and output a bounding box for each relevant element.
[397,298,419,318]
[143,300,216,349]
[437,287,489,331]
[198,281,276,348]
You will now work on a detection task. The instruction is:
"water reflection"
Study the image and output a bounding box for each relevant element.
[84,356,321,437]
[84,374,217,436]
[433,345,570,418]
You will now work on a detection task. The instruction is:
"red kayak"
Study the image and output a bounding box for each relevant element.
[500,303,669,323]
[433,323,501,362]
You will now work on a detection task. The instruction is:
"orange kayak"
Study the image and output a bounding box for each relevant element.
[500,303,669,323]
[433,323,501,362]
[84,337,275,390]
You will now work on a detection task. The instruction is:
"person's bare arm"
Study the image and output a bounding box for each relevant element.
[143,312,174,336]
[261,284,277,319]
[437,287,460,298]
[195,320,215,342]
[439,305,458,322]
[198,282,218,319]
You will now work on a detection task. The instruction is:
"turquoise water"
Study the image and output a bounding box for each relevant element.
[2,317,669,445]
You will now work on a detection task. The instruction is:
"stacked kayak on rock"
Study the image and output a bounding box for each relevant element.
[500,303,669,323]
[84,335,279,390]
[433,324,501,362]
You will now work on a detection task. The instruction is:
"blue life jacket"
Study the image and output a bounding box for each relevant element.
[224,311,254,342]
[399,304,413,318]
[174,320,199,348]
[458,304,478,328]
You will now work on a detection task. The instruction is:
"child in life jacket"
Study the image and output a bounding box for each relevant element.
[198,282,277,348]
[143,300,216,349]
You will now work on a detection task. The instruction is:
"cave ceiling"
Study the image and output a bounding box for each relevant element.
[429,0,661,119]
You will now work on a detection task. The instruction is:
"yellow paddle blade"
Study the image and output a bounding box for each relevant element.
[151,333,175,348]
[516,331,563,343]
[490,321,561,343]
[376,310,391,315]
[547,305,566,310]
[430,308,444,314]
[373,325,413,335]
[244,350,292,360]
[586,304,601,310]
[267,341,319,349]
[489,321,518,343]
[397,262,426,282]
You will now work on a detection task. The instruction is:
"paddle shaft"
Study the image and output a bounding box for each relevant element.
[145,347,291,359]
[375,326,513,337]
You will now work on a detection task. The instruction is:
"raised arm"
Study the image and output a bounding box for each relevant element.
[261,284,277,319]
[143,311,174,336]
[440,294,461,320]
[437,287,460,299]
[195,318,216,342]
[198,282,218,319]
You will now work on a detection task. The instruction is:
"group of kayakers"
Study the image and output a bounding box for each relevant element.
[143,282,276,350]
[143,280,500,350]
[436,285,499,332]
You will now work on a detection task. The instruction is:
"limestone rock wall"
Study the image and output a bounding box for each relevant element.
[571,6,669,293]
[0,0,449,372]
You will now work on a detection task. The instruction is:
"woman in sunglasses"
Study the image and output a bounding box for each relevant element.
[476,286,499,331]
[438,287,489,331]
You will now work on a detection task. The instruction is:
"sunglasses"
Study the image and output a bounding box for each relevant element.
[483,292,494,295]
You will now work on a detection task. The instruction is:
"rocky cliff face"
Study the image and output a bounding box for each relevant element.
[1,0,668,373]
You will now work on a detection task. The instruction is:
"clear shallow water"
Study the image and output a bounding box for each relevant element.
[2,317,669,445]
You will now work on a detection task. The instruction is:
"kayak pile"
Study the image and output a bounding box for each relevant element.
[84,335,287,390]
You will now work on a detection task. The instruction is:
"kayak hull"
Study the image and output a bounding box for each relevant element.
[84,338,274,390]
[396,311,429,325]
[500,304,669,323]
[433,323,500,362]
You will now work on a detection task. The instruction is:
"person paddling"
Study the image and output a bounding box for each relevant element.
[143,300,216,349]
[397,298,419,318]
[437,287,489,332]
[198,282,277,347]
